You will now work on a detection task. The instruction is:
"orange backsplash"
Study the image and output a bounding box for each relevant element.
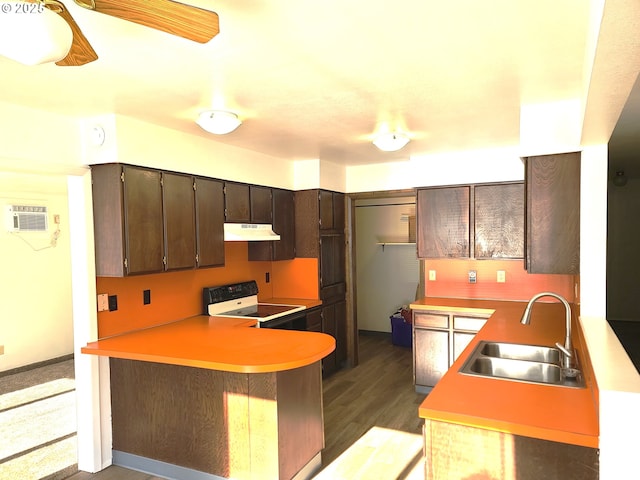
[424,258,576,302]
[96,242,319,338]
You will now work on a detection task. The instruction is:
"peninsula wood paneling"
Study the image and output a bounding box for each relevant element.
[110,358,235,475]
[424,419,598,480]
[109,358,323,480]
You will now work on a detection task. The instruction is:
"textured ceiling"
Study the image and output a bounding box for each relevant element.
[0,0,638,171]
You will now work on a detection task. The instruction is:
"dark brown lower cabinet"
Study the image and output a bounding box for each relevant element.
[321,300,346,377]
[110,358,324,480]
[423,420,598,480]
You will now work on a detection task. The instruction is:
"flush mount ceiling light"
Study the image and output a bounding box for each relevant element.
[373,132,410,152]
[197,110,242,135]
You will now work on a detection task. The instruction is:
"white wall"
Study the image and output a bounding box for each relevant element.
[346,146,525,192]
[355,198,419,332]
[579,145,640,480]
[0,172,74,371]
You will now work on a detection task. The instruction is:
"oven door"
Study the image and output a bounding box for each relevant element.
[259,309,307,330]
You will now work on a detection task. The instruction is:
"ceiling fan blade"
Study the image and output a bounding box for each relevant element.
[75,0,220,44]
[45,1,98,66]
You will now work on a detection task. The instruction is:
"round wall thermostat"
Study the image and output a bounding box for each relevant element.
[91,125,106,146]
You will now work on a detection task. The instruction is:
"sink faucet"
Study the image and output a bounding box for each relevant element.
[520,292,573,369]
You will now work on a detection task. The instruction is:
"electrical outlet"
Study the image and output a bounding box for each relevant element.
[143,289,151,305]
[468,270,477,284]
[97,293,109,312]
[497,270,506,283]
[108,295,118,312]
[428,270,436,281]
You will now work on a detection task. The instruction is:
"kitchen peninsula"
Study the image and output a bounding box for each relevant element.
[82,312,334,480]
[411,297,599,479]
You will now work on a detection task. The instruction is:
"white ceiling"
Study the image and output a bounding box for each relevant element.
[1,0,639,170]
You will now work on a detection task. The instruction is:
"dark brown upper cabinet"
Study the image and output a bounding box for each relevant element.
[224,182,250,223]
[524,152,580,274]
[250,185,272,224]
[417,183,524,260]
[474,183,524,259]
[319,190,345,232]
[248,188,295,261]
[224,182,273,224]
[417,186,470,258]
[194,177,225,268]
[92,164,165,276]
[92,164,226,277]
[162,172,196,271]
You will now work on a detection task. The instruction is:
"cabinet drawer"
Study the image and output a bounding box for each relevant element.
[414,313,449,329]
[453,316,487,332]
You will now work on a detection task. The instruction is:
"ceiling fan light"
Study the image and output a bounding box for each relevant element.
[197,110,242,135]
[373,132,410,152]
[0,3,73,65]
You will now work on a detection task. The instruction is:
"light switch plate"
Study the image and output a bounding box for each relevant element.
[97,293,109,312]
[428,270,436,281]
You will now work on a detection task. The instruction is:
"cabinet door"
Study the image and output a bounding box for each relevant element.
[92,163,126,277]
[122,166,164,275]
[272,188,295,260]
[414,328,449,387]
[250,185,272,224]
[417,187,470,258]
[333,192,345,231]
[322,304,337,376]
[320,234,345,288]
[474,183,524,259]
[453,332,476,363]
[306,307,322,332]
[224,182,250,223]
[162,172,196,271]
[525,152,580,274]
[319,190,334,230]
[195,177,225,268]
[334,300,347,367]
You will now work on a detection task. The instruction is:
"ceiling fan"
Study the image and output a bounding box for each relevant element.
[42,0,220,66]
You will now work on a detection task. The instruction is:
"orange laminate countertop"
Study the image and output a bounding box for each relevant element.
[411,297,599,448]
[81,310,335,374]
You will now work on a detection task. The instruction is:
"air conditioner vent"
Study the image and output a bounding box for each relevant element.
[6,205,48,232]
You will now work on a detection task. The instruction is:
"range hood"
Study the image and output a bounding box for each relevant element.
[223,223,281,241]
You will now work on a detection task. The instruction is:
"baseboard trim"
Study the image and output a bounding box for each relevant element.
[113,450,322,480]
[0,354,74,378]
[113,451,225,480]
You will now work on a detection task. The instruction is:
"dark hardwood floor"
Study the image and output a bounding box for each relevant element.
[66,332,426,479]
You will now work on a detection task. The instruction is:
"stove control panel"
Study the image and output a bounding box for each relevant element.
[203,281,260,314]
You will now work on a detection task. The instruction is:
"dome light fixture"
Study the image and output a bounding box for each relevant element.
[373,132,410,152]
[197,110,242,135]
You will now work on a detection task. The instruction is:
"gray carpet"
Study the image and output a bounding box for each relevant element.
[0,359,77,480]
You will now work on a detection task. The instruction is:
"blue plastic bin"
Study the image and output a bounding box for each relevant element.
[390,314,412,348]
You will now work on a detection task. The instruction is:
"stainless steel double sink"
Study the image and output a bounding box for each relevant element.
[459,341,586,388]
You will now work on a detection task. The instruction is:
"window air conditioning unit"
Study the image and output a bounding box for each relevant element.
[6,205,48,232]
